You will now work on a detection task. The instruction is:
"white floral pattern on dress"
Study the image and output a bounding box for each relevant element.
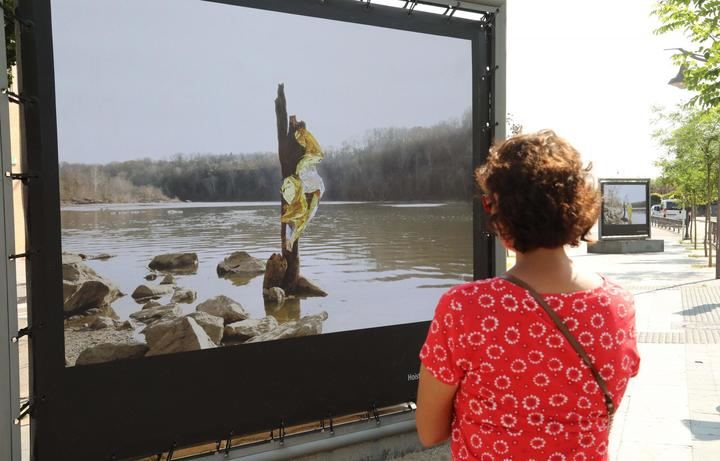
[420,277,640,461]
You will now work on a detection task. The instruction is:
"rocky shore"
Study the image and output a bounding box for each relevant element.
[63,251,328,366]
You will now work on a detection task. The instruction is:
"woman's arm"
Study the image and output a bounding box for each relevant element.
[416,365,458,447]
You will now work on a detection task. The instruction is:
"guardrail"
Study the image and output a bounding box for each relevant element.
[652,216,719,248]
[651,216,685,234]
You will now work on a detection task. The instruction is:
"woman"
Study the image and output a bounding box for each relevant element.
[416,130,640,460]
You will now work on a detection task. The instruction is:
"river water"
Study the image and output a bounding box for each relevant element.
[61,202,473,334]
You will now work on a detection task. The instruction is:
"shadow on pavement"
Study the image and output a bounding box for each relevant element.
[682,419,720,441]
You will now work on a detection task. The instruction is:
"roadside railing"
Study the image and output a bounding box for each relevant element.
[651,216,685,234]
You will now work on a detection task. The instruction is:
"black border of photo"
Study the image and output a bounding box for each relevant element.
[599,178,651,239]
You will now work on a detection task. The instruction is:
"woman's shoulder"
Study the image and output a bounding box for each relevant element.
[443,277,509,301]
[589,275,634,303]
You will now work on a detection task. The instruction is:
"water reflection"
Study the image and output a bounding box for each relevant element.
[61,202,472,334]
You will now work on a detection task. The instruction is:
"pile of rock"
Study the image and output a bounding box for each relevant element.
[68,250,330,366]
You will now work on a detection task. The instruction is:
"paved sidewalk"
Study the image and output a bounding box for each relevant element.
[396,227,720,460]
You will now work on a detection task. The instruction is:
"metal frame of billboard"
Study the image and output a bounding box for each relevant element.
[1,4,22,459]
[598,178,652,240]
[15,0,504,459]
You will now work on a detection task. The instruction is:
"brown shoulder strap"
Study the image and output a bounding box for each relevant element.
[500,274,616,418]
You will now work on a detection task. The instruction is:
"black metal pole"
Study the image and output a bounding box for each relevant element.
[472,16,496,280]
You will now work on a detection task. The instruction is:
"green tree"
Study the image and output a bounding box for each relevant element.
[3,0,16,86]
[655,105,720,258]
[653,0,720,109]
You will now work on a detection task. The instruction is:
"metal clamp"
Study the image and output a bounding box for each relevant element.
[480,65,499,81]
[278,419,286,445]
[3,90,36,105]
[13,400,31,424]
[9,251,32,261]
[223,431,234,457]
[370,403,381,425]
[403,1,419,14]
[4,171,39,184]
[11,327,30,343]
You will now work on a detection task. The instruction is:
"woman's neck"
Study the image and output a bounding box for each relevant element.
[506,246,604,293]
[508,247,575,282]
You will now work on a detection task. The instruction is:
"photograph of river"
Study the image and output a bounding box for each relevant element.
[602,183,648,226]
[53,0,473,365]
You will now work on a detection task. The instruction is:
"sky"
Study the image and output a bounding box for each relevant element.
[51,0,691,179]
[50,0,472,163]
[605,184,647,205]
[505,0,691,179]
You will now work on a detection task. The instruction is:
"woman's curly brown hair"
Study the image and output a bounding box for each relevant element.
[475,130,600,253]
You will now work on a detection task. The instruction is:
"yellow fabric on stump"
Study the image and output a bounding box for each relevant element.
[280,127,325,250]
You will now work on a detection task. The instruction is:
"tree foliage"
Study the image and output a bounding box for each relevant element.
[653,0,720,108]
[3,0,16,86]
[654,105,720,260]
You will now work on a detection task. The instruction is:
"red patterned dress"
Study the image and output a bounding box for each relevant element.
[420,276,640,461]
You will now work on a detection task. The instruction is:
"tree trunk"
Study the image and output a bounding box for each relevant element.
[708,165,713,264]
[717,155,720,276]
[274,84,305,292]
[693,203,698,249]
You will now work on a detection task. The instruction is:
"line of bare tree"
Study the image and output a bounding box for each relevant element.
[59,113,472,204]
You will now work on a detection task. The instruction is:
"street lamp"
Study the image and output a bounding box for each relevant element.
[665,48,708,89]
[668,64,687,89]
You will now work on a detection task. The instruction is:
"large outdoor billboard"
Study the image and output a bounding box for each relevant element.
[20,0,498,459]
[599,179,651,239]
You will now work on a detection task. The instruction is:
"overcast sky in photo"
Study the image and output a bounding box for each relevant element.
[605,184,647,205]
[51,0,472,163]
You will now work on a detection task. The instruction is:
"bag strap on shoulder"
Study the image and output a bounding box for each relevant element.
[499,274,616,418]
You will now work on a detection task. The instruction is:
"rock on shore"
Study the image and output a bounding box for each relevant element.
[171,287,196,304]
[143,312,224,346]
[294,276,328,297]
[130,303,182,325]
[62,259,122,316]
[263,287,286,304]
[65,327,137,366]
[145,317,216,357]
[131,284,174,301]
[246,311,328,343]
[75,341,149,366]
[224,316,279,342]
[196,295,249,324]
[148,252,198,273]
[217,251,265,277]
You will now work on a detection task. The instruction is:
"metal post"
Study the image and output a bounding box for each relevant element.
[0,1,21,457]
[492,1,507,275]
[715,159,719,279]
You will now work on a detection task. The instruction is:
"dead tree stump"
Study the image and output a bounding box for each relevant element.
[267,84,305,292]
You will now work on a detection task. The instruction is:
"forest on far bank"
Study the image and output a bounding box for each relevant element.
[59,114,473,204]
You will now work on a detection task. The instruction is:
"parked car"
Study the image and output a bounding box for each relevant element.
[651,204,662,217]
[660,199,686,220]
